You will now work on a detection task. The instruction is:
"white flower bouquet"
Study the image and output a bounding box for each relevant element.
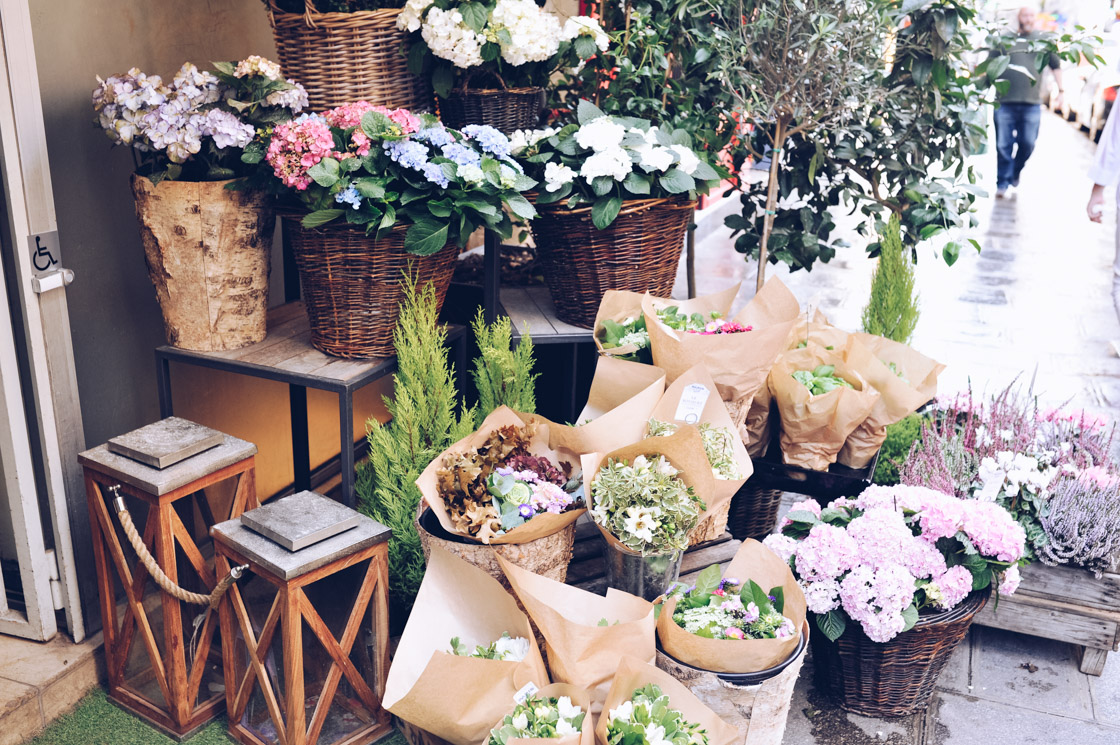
[511,101,724,228]
[398,0,608,97]
[488,684,593,745]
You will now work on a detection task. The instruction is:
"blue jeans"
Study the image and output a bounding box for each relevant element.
[994,102,1041,189]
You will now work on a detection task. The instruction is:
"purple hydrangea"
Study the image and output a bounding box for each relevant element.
[422,161,449,188]
[462,124,511,158]
[334,185,362,210]
[383,139,430,170]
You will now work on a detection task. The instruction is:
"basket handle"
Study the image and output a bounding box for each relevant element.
[267,0,320,29]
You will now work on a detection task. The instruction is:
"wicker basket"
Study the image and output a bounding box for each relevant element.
[439,86,546,134]
[534,197,694,328]
[810,589,989,717]
[283,217,457,358]
[727,480,785,541]
[267,1,431,112]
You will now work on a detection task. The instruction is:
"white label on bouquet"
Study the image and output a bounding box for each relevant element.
[514,682,540,705]
[674,384,711,424]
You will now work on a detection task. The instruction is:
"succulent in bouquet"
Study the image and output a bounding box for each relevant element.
[765,484,1025,644]
[666,565,796,641]
[92,55,308,184]
[397,0,609,98]
[605,684,709,745]
[256,102,536,252]
[489,694,586,744]
[510,101,724,229]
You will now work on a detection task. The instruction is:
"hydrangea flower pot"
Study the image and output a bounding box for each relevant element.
[131,175,274,352]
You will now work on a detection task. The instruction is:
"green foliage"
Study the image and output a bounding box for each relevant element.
[471,310,537,417]
[862,214,919,344]
[355,275,476,618]
[873,412,927,486]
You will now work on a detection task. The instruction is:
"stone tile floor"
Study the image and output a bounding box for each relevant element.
[679,111,1120,742]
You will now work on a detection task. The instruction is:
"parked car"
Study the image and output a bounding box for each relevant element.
[1075,65,1120,140]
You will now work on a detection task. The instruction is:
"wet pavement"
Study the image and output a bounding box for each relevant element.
[682,111,1120,742]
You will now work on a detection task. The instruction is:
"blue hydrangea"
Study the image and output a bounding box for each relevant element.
[440,142,481,168]
[412,126,455,147]
[383,139,430,170]
[334,185,362,210]
[462,125,512,158]
[293,112,328,124]
[422,162,450,188]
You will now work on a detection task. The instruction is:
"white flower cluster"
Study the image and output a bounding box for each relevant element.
[421,7,485,68]
[973,451,1056,503]
[265,82,309,112]
[561,16,610,51]
[397,0,434,32]
[489,0,563,66]
[565,117,703,184]
[509,126,557,155]
[234,55,282,81]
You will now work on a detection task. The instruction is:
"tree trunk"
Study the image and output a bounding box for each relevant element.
[757,120,786,292]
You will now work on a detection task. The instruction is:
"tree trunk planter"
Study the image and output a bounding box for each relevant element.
[974,562,1120,675]
[131,175,274,352]
[438,86,546,135]
[534,198,695,328]
[810,589,988,717]
[283,218,458,358]
[656,624,809,745]
[266,3,431,112]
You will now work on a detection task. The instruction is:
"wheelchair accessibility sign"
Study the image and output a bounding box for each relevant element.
[27,231,60,276]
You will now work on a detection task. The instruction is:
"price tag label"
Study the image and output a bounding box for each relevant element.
[674,383,711,424]
[514,681,540,705]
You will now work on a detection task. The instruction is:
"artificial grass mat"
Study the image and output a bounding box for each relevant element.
[31,688,409,745]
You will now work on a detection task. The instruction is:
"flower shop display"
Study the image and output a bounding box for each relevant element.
[398,0,608,132]
[595,657,739,745]
[415,406,585,585]
[767,346,880,471]
[512,102,723,327]
[261,105,535,357]
[488,684,593,745]
[765,484,1025,715]
[498,554,656,714]
[592,285,740,366]
[93,58,306,351]
[583,427,714,600]
[265,0,431,112]
[653,541,808,745]
[385,546,549,745]
[645,365,752,543]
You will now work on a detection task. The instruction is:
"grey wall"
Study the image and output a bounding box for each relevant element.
[29,0,279,449]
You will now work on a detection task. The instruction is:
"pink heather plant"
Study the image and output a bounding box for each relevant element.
[766,484,1024,644]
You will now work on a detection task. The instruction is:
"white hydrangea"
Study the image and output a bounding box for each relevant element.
[580,146,632,182]
[493,634,530,662]
[457,163,485,183]
[630,125,660,146]
[669,144,700,175]
[396,0,434,32]
[234,55,282,81]
[421,7,485,68]
[265,80,309,112]
[509,127,556,155]
[490,0,562,66]
[574,117,626,152]
[561,15,610,52]
[543,161,575,192]
[635,144,674,172]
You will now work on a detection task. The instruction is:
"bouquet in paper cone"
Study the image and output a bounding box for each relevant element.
[488,684,594,745]
[417,406,584,544]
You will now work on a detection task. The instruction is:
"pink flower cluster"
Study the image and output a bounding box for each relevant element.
[266,115,335,190]
[321,101,421,156]
[686,320,753,336]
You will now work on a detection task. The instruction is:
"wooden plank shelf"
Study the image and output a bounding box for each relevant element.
[501,287,594,345]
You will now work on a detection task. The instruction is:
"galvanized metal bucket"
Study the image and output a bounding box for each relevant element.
[603,539,683,601]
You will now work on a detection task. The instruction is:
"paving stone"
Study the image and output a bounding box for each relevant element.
[933,691,1120,745]
[106,416,223,469]
[934,631,974,697]
[1088,652,1120,725]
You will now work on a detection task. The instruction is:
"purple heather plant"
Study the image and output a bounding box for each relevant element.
[1038,470,1120,577]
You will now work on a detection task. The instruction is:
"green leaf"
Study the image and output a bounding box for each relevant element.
[505,193,536,220]
[591,195,622,229]
[307,157,340,187]
[573,34,597,60]
[987,55,1010,82]
[901,604,919,632]
[577,99,605,125]
[301,209,345,229]
[770,586,785,614]
[432,63,455,99]
[911,55,933,87]
[379,203,397,232]
[591,176,614,197]
[480,42,501,62]
[694,565,722,597]
[427,198,453,218]
[459,1,489,32]
[404,219,450,256]
[355,177,387,200]
[942,241,961,266]
[659,168,695,194]
[212,60,236,76]
[691,160,720,182]
[934,10,958,42]
[785,509,821,525]
[819,507,847,523]
[816,610,846,642]
[919,224,943,240]
[407,39,429,75]
[623,172,651,195]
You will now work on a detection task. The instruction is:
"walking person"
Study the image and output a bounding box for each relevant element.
[1086,97,1120,349]
[992,6,1063,198]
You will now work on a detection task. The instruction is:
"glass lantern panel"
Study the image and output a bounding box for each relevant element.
[238,571,287,745]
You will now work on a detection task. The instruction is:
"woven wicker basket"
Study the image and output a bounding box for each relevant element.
[534,197,694,328]
[727,480,785,541]
[439,86,546,134]
[810,589,989,717]
[267,2,431,112]
[283,217,457,358]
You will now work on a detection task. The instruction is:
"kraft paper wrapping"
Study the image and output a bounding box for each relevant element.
[383,547,550,745]
[498,555,656,713]
[768,346,881,471]
[785,308,852,352]
[499,683,595,745]
[543,357,667,457]
[416,406,585,545]
[581,426,718,556]
[647,366,753,528]
[743,385,773,458]
[593,285,742,358]
[644,277,801,433]
[655,539,808,674]
[594,657,741,745]
[837,333,946,469]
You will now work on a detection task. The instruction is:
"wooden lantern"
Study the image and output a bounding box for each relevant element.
[79,418,258,740]
[212,491,393,745]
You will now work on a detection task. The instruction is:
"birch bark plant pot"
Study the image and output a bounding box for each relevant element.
[131,174,274,352]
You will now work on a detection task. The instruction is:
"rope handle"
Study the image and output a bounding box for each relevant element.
[109,485,248,611]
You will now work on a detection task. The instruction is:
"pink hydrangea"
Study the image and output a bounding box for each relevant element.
[915,490,965,543]
[928,565,973,610]
[320,102,422,157]
[839,564,915,643]
[846,507,918,570]
[803,579,841,614]
[960,501,1026,563]
[762,533,799,563]
[999,564,1021,596]
[265,115,336,190]
[794,523,860,581]
[779,498,821,529]
[854,483,927,513]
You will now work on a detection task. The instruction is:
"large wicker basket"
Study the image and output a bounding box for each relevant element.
[283,217,457,358]
[439,86,546,134]
[810,589,989,717]
[267,1,431,112]
[727,480,785,541]
[534,197,694,328]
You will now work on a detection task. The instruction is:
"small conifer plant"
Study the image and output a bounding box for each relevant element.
[861,214,920,344]
[471,310,538,417]
[355,275,476,619]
